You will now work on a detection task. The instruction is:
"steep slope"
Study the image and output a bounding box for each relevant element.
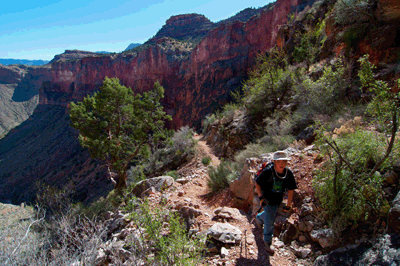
[0,64,51,137]
[0,105,113,204]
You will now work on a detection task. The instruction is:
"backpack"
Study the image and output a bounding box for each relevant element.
[255,162,269,178]
[255,161,274,180]
[254,161,273,204]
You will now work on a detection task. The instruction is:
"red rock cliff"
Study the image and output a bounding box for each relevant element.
[39,0,305,129]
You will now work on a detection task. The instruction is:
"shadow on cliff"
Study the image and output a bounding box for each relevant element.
[11,82,39,102]
[0,104,113,205]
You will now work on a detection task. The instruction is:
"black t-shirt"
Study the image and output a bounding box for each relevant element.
[255,162,297,206]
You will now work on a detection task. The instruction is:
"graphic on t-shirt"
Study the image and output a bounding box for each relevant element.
[271,177,283,193]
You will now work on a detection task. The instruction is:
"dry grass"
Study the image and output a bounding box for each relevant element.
[0,203,43,265]
[0,203,105,266]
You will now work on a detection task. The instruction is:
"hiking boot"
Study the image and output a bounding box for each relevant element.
[255,218,263,229]
[264,241,275,255]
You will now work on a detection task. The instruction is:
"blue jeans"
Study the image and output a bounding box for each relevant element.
[256,204,279,244]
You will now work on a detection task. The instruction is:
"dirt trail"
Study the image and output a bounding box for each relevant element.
[194,134,220,166]
[162,134,301,266]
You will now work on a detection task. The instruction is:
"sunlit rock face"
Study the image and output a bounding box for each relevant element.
[40,0,305,128]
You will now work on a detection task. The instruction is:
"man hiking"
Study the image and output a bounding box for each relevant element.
[255,150,297,255]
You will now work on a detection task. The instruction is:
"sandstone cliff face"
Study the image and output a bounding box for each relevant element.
[147,14,215,43]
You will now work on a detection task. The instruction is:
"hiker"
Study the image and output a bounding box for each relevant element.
[255,150,297,255]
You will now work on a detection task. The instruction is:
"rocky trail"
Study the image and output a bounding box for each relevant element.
[0,134,327,265]
[2,133,399,265]
[143,134,316,266]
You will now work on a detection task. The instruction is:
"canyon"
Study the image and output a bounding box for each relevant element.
[1,0,399,204]
[0,0,311,204]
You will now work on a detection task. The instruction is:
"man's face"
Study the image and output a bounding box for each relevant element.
[274,160,288,174]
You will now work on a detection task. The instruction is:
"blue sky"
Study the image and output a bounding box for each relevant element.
[1,0,274,61]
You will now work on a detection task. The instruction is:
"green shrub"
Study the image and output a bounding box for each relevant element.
[260,116,296,151]
[242,51,299,121]
[127,164,147,186]
[11,187,114,266]
[130,126,197,178]
[234,143,273,171]
[292,19,326,65]
[314,127,393,234]
[202,113,218,134]
[1,208,105,266]
[293,58,349,126]
[201,156,212,166]
[221,103,240,119]
[314,56,400,234]
[166,170,179,179]
[127,199,204,265]
[207,160,239,194]
[79,195,118,220]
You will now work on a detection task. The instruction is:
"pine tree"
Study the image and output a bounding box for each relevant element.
[69,77,171,190]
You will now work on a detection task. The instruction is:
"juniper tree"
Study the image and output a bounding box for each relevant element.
[69,77,171,191]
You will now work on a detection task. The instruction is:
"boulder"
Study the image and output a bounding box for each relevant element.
[299,203,314,218]
[207,241,219,253]
[314,234,400,266]
[296,126,315,145]
[298,220,314,232]
[388,190,400,233]
[131,176,174,197]
[229,158,258,209]
[207,223,242,244]
[213,207,245,221]
[280,218,300,244]
[95,248,108,266]
[293,246,312,258]
[179,206,203,219]
[310,229,336,248]
[384,170,399,185]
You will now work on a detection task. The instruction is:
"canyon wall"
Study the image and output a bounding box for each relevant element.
[0,64,51,137]
[40,0,305,129]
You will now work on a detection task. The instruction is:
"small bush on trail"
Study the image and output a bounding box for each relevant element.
[207,160,239,194]
[201,156,212,166]
[166,170,179,179]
